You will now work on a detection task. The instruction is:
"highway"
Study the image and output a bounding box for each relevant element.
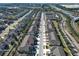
[59,14,79,55]
[51,5,79,35]
[38,12,45,56]
[36,12,65,56]
[50,5,79,55]
[0,4,79,56]
[36,12,49,56]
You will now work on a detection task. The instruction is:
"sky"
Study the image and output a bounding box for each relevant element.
[0,0,79,3]
[62,5,79,8]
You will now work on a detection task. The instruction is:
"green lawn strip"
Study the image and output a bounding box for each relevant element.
[54,10,79,43]
[53,21,73,56]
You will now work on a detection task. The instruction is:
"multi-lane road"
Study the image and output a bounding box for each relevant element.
[38,12,45,56]
[36,12,47,56]
[50,5,79,55]
[60,14,79,55]
[0,4,79,56]
[35,12,66,56]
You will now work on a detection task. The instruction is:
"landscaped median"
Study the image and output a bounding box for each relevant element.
[57,10,79,43]
[52,21,73,56]
[76,21,79,33]
[64,15,79,43]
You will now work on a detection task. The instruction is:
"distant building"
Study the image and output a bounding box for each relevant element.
[46,12,59,20]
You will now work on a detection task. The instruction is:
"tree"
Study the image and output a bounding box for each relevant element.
[11,41,15,45]
[4,44,9,50]
[13,34,18,41]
